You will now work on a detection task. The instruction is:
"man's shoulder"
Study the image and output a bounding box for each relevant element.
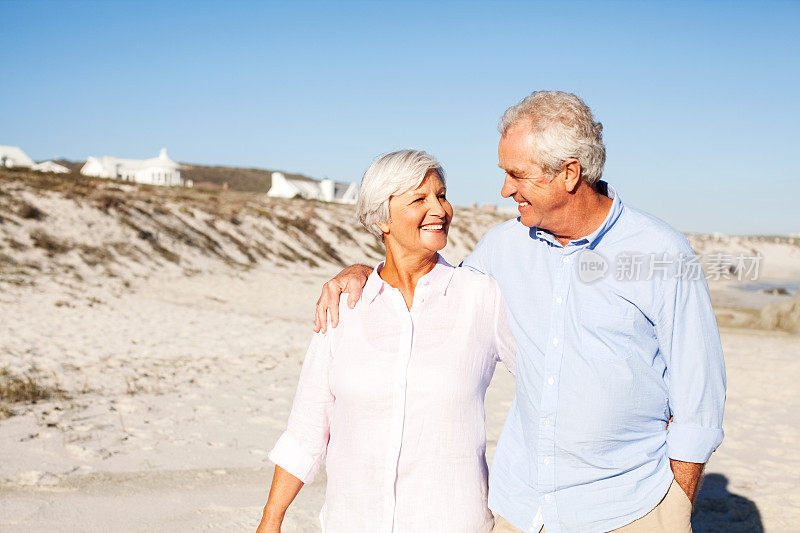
[477,217,528,246]
[463,217,528,273]
[617,204,693,254]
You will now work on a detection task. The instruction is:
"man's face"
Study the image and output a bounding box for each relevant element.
[498,121,567,229]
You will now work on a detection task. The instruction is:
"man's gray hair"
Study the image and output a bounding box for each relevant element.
[356,149,446,238]
[498,91,606,185]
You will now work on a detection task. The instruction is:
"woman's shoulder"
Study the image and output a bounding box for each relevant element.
[449,267,505,313]
[330,292,362,328]
[312,293,360,342]
[451,266,501,294]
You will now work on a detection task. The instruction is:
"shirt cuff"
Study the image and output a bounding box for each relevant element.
[666,422,724,463]
[268,431,322,484]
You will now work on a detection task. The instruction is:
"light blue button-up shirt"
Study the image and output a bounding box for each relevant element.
[463,183,726,533]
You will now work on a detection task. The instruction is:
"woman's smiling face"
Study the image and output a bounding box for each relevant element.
[381,170,452,255]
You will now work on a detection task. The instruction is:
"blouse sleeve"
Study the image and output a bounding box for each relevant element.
[489,277,517,375]
[268,331,334,484]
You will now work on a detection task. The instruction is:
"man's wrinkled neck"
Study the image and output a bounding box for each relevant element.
[548,183,613,246]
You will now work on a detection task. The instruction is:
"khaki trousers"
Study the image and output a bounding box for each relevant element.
[493,480,692,532]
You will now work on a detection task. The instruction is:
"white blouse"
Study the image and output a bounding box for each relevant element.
[269,255,516,532]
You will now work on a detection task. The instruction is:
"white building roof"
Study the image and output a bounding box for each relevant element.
[32,161,70,173]
[142,148,179,169]
[267,172,358,204]
[81,149,179,176]
[80,148,182,187]
[333,181,358,202]
[0,145,35,168]
[292,179,324,198]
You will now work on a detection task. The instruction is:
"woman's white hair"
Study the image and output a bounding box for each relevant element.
[356,150,446,238]
[498,91,606,185]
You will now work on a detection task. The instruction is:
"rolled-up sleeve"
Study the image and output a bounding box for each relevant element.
[656,244,726,463]
[268,332,334,484]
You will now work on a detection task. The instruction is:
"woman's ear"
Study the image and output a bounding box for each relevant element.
[377,198,392,234]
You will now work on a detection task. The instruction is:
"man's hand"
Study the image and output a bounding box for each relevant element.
[670,458,704,509]
[314,264,373,333]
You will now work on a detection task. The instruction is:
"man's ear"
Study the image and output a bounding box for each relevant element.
[376,220,390,234]
[561,159,581,193]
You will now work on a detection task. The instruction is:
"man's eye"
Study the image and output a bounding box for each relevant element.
[438,194,447,200]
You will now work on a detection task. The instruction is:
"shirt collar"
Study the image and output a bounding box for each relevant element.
[362,253,456,304]
[531,180,624,249]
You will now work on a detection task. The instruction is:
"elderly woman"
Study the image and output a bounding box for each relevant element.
[255,150,515,533]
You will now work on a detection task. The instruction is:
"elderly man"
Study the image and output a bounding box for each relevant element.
[315,91,725,532]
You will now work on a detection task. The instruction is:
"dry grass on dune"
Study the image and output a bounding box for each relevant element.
[0,168,508,286]
[0,168,389,280]
[0,368,67,419]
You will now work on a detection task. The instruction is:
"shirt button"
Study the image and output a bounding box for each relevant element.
[562,257,570,263]
[543,417,551,426]
[552,337,559,346]
[543,457,550,465]
[547,376,554,385]
[556,297,563,304]
[544,494,552,502]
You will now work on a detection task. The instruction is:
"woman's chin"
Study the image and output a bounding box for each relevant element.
[420,233,448,252]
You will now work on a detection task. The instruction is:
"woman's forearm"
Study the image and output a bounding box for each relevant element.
[259,465,304,529]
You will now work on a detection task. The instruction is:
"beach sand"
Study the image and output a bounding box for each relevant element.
[1,265,797,532]
[1,172,798,531]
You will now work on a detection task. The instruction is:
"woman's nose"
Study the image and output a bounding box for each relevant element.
[427,197,446,216]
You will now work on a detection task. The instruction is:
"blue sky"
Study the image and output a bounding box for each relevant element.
[2,0,798,235]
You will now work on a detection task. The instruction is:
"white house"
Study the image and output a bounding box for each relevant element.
[268,172,358,204]
[0,145,35,168]
[81,148,183,186]
[32,161,70,173]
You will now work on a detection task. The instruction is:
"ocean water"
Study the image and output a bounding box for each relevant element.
[738,281,799,296]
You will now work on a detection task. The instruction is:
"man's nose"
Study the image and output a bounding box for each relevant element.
[500,174,516,198]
